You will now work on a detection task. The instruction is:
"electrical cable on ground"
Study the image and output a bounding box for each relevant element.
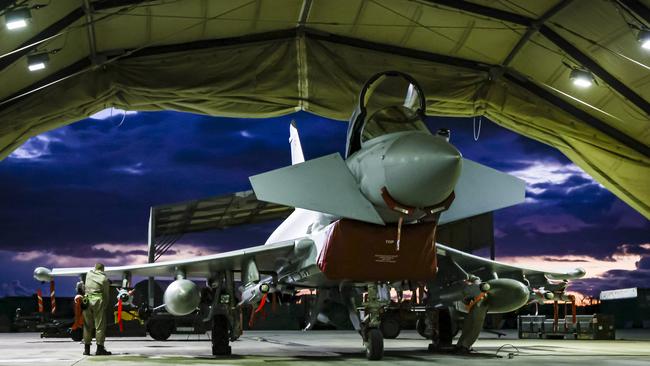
[495,343,520,359]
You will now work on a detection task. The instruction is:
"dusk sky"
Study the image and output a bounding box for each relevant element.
[0,109,648,298]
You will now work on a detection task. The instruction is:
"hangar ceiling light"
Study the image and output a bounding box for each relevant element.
[4,8,31,30]
[26,53,49,72]
[639,30,650,50]
[569,68,595,88]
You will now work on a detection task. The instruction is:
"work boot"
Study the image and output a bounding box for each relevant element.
[83,344,91,356]
[95,345,112,356]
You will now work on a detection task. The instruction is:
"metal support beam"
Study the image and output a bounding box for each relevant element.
[0,8,84,72]
[427,0,529,25]
[298,0,313,27]
[504,71,650,157]
[0,0,147,74]
[0,57,92,109]
[619,0,650,24]
[307,30,490,72]
[502,0,573,66]
[427,0,650,117]
[539,26,650,116]
[1,27,647,158]
[308,30,650,157]
[82,0,98,64]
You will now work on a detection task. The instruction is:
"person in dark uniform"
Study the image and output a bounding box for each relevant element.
[83,263,112,356]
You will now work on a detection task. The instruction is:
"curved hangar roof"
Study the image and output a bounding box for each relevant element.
[0,0,648,217]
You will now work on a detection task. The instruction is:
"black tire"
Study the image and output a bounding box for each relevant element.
[416,316,432,339]
[438,308,454,345]
[70,328,83,342]
[365,328,384,361]
[380,316,401,339]
[148,318,174,341]
[212,315,231,356]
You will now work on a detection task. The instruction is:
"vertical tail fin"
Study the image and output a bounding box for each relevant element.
[289,120,305,165]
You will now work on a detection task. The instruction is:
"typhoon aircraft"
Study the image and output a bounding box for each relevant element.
[34,71,585,360]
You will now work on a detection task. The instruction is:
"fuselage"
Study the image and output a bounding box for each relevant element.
[265,130,462,287]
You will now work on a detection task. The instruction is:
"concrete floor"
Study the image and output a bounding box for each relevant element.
[1,330,649,365]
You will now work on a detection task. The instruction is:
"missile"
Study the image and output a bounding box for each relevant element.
[239,279,273,306]
[116,288,135,306]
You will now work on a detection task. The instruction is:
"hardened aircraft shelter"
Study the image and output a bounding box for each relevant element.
[0,0,648,217]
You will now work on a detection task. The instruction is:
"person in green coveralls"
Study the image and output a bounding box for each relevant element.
[83,263,112,356]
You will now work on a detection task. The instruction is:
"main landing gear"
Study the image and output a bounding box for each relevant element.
[208,271,241,357]
[211,314,231,356]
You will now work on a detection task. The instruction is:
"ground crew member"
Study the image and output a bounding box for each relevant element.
[83,263,112,356]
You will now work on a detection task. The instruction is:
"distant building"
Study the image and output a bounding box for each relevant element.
[599,288,650,329]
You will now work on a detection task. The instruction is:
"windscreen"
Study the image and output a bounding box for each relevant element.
[361,75,429,143]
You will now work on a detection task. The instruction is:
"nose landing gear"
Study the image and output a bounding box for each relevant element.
[364,328,384,360]
[360,283,390,360]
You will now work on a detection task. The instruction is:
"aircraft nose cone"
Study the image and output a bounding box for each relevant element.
[382,132,462,208]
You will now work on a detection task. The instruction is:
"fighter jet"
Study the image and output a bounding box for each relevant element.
[34,71,585,360]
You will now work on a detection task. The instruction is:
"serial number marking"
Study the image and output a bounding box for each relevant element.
[374,254,399,263]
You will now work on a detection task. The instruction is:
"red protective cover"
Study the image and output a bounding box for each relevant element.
[317,219,438,281]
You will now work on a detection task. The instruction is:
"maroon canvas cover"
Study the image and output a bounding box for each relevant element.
[317,219,438,281]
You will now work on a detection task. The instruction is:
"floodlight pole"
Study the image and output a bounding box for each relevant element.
[147,207,156,308]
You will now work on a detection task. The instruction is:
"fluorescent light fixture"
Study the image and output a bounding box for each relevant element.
[5,8,31,30]
[6,18,27,30]
[639,30,650,50]
[28,62,45,71]
[27,53,49,72]
[569,68,594,88]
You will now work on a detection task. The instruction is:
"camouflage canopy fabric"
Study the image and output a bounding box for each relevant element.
[0,0,648,217]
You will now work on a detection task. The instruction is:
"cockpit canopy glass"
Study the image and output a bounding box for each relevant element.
[361,74,429,143]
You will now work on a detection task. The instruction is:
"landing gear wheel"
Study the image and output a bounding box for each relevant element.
[147,318,174,341]
[212,315,231,356]
[438,308,456,345]
[416,315,432,339]
[70,328,82,342]
[380,316,401,339]
[365,328,384,361]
